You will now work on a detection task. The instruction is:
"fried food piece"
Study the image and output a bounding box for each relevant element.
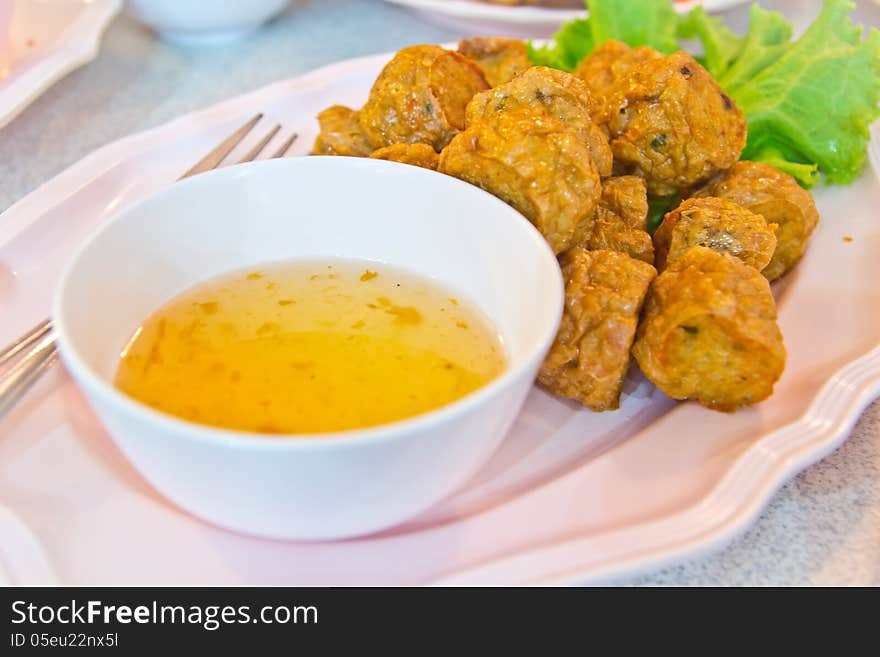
[369,143,440,170]
[539,248,656,411]
[312,105,374,157]
[439,108,602,254]
[573,40,663,118]
[692,161,820,281]
[440,68,612,253]
[359,45,489,152]
[632,246,785,411]
[466,66,612,176]
[605,52,747,196]
[653,197,777,271]
[458,37,531,87]
[583,175,654,264]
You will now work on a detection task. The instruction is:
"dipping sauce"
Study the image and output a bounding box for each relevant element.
[114,260,506,434]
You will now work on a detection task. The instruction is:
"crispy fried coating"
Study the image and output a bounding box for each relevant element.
[692,161,820,281]
[439,108,602,254]
[369,143,440,170]
[466,66,612,177]
[458,37,532,87]
[574,40,663,119]
[359,45,489,152]
[439,68,612,254]
[583,175,654,263]
[312,105,374,157]
[539,249,656,411]
[653,197,777,271]
[605,52,747,196]
[632,246,785,411]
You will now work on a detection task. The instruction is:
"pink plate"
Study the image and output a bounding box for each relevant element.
[0,0,120,129]
[0,51,878,585]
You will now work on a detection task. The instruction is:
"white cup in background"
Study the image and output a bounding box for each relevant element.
[126,0,289,47]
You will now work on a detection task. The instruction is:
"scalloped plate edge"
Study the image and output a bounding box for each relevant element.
[434,345,880,585]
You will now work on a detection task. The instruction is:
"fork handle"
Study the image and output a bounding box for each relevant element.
[0,328,59,419]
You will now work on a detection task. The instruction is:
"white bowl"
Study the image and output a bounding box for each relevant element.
[126,0,289,47]
[54,156,563,540]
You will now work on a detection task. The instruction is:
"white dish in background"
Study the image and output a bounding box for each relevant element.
[0,0,121,130]
[125,0,288,47]
[53,156,563,541]
[381,0,750,38]
[0,51,878,585]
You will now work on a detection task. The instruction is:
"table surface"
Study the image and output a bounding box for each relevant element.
[1,0,878,586]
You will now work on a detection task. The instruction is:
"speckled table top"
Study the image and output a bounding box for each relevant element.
[1,0,878,586]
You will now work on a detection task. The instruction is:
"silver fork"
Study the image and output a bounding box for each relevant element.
[0,114,298,419]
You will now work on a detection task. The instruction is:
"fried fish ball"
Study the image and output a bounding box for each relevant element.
[358,45,489,152]
[573,40,662,115]
[605,52,747,196]
[466,66,612,177]
[632,246,785,411]
[369,143,440,170]
[439,108,602,254]
[312,105,374,157]
[583,175,654,264]
[458,37,531,87]
[692,161,820,281]
[653,197,778,271]
[538,248,656,411]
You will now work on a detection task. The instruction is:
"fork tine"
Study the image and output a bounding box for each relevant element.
[238,124,281,164]
[0,319,52,368]
[179,113,263,180]
[270,133,298,159]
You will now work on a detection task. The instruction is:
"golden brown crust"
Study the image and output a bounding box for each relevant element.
[369,143,440,170]
[539,248,656,411]
[605,52,747,196]
[465,66,612,177]
[359,45,489,152]
[438,67,612,254]
[458,37,532,87]
[573,40,663,123]
[692,161,820,281]
[583,175,654,264]
[439,107,602,254]
[653,197,777,271]
[632,246,785,411]
[312,105,374,157]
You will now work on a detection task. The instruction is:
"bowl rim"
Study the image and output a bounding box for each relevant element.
[52,156,564,451]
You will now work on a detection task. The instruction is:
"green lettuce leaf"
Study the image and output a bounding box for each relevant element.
[745,145,820,187]
[528,18,594,72]
[712,5,792,89]
[678,7,744,76]
[528,0,680,73]
[647,194,680,235]
[720,0,880,186]
[680,4,791,84]
[587,0,679,54]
